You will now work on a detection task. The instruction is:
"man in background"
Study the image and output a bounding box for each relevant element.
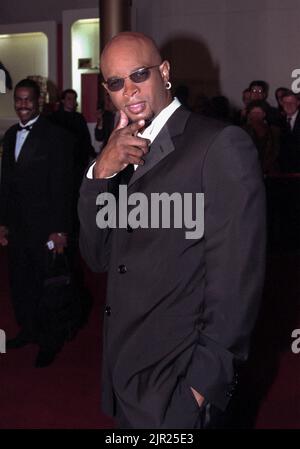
[49,88,95,239]
[0,79,74,367]
[94,91,118,150]
[249,80,282,127]
[50,88,95,187]
[280,90,300,172]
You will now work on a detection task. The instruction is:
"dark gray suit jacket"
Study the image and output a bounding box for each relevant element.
[79,107,266,428]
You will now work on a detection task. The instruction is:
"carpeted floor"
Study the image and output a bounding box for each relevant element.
[0,248,299,429]
[0,248,114,429]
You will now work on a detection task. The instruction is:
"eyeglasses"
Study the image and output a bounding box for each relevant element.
[251,88,264,94]
[103,65,161,92]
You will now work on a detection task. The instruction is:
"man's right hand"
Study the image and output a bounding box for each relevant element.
[93,110,150,179]
[0,226,8,246]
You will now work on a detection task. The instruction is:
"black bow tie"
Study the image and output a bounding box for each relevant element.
[17,124,33,132]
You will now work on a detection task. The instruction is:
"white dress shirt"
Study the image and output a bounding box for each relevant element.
[87,98,181,179]
[15,115,40,161]
[288,110,299,131]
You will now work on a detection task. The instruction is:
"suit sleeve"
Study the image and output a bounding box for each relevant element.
[47,128,74,233]
[78,114,95,160]
[0,131,12,226]
[185,126,266,410]
[78,171,113,272]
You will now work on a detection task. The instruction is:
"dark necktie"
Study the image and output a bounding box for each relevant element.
[287,117,292,132]
[17,124,33,132]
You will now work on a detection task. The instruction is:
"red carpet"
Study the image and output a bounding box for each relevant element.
[255,351,300,429]
[246,252,300,429]
[0,248,114,429]
[0,248,299,429]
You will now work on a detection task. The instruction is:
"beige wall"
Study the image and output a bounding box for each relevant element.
[0,33,48,119]
[0,0,98,24]
[132,0,300,108]
[0,20,56,135]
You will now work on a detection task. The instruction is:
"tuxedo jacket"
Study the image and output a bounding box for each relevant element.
[79,107,266,428]
[94,110,116,147]
[0,116,74,246]
[50,109,94,170]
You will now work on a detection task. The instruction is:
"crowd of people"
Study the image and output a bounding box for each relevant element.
[181,81,300,176]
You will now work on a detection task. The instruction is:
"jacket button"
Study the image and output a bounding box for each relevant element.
[105,306,111,316]
[118,264,127,274]
[226,391,233,398]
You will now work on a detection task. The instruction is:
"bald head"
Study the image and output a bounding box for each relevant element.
[101,32,162,76]
[100,32,172,123]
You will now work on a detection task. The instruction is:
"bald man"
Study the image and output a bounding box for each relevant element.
[78,32,266,429]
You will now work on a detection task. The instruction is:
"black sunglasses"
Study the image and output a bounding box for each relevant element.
[103,64,161,92]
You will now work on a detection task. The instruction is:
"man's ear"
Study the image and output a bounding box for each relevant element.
[160,60,170,83]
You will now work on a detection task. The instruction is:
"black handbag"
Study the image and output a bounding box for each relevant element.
[38,251,83,347]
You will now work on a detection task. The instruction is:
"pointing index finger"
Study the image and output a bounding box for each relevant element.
[129,119,145,136]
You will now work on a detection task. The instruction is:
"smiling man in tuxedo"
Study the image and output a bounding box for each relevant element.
[0,79,74,367]
[79,32,266,428]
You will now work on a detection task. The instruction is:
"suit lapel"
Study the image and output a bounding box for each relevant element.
[7,126,18,166]
[128,106,191,188]
[128,125,175,187]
